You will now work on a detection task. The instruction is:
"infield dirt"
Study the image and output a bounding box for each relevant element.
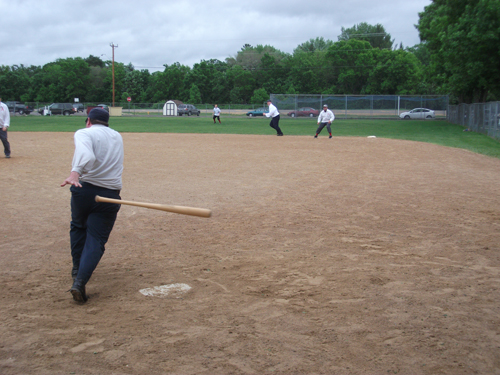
[1,132,499,374]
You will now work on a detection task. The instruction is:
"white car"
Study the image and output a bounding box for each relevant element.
[400,108,435,119]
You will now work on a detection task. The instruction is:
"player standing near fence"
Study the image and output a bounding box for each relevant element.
[314,104,335,139]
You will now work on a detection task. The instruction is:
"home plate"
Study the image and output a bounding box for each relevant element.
[139,283,192,298]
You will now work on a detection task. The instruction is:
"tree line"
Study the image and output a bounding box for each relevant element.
[1,1,498,106]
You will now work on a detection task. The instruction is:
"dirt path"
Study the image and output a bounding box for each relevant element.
[1,132,499,374]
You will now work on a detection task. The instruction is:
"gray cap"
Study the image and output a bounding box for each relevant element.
[323,104,328,108]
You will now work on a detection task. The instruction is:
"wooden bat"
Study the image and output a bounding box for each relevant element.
[95,195,212,218]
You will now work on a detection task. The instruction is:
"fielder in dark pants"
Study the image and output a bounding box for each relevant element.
[314,104,335,138]
[61,108,124,303]
[264,99,284,136]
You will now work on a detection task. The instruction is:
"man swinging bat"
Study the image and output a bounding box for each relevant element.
[61,108,124,304]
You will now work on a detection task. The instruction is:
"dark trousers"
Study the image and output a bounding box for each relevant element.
[316,122,332,135]
[213,115,221,123]
[0,128,10,156]
[70,182,121,284]
[269,115,283,135]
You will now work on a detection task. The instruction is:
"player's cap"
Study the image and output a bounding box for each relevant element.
[267,99,272,102]
[88,107,109,125]
[323,104,328,108]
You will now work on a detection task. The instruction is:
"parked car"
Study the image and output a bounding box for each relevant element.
[96,104,109,112]
[38,103,76,116]
[246,108,268,117]
[5,101,33,115]
[399,108,435,119]
[73,103,85,112]
[287,107,320,118]
[177,104,200,116]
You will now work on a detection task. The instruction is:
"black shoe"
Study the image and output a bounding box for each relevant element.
[329,135,332,139]
[5,155,10,158]
[70,279,88,303]
[71,267,78,281]
[314,135,318,138]
[277,133,284,136]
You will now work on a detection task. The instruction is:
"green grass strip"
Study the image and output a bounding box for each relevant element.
[9,115,500,159]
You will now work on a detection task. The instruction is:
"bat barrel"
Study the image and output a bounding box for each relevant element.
[95,195,212,218]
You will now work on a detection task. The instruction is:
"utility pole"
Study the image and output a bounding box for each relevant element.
[110,42,118,107]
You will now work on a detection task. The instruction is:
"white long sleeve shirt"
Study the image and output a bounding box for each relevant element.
[265,103,280,118]
[318,109,335,123]
[0,102,10,128]
[71,125,124,190]
[213,107,221,116]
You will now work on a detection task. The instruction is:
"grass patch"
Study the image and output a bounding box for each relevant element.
[9,115,500,158]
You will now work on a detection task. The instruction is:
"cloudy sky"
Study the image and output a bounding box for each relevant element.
[3,0,431,72]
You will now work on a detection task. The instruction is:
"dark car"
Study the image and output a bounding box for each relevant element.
[96,104,109,112]
[73,103,85,112]
[287,107,320,118]
[5,101,33,115]
[177,104,200,116]
[38,103,76,116]
[246,107,268,117]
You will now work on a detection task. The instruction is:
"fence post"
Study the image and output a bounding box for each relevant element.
[345,95,347,119]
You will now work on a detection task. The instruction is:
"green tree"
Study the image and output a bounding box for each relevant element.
[250,88,268,104]
[0,65,39,101]
[287,42,328,93]
[293,37,334,53]
[365,49,422,95]
[84,55,105,68]
[417,0,500,102]
[258,53,289,94]
[227,65,256,103]
[188,83,202,103]
[86,65,109,102]
[31,58,90,102]
[338,23,394,49]
[227,44,288,71]
[148,63,191,102]
[186,59,228,103]
[324,39,375,94]
[122,67,150,103]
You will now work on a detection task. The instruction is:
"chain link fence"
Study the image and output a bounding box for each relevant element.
[15,96,449,120]
[269,94,449,119]
[448,102,500,140]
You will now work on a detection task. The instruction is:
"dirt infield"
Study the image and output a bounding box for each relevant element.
[1,132,500,375]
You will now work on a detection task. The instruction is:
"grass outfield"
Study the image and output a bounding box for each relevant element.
[9,115,500,158]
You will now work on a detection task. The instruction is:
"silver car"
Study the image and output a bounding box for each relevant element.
[400,108,435,119]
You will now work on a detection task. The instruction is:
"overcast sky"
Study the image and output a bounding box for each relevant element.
[2,0,431,72]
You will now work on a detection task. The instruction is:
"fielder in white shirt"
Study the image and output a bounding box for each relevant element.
[264,100,284,136]
[213,104,221,124]
[0,97,11,158]
[314,104,335,139]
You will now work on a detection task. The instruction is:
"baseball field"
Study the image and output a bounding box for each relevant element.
[1,117,500,374]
